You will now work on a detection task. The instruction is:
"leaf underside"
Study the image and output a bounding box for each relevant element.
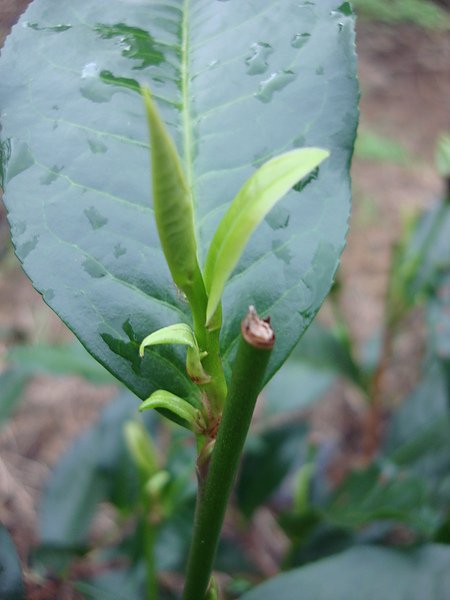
[0,0,358,404]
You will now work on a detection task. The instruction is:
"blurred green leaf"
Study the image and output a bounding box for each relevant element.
[401,200,450,302]
[323,464,438,536]
[352,0,450,29]
[382,361,450,517]
[241,545,450,600]
[262,320,366,422]
[75,567,143,600]
[355,130,411,165]
[0,368,28,429]
[237,423,307,518]
[39,392,140,548]
[7,342,116,385]
[384,363,450,468]
[292,322,365,389]
[0,526,25,600]
[436,134,450,180]
[427,271,450,364]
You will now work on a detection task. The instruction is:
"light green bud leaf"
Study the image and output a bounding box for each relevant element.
[206,576,220,600]
[204,148,330,325]
[139,389,203,430]
[141,86,201,294]
[139,323,210,384]
[123,420,159,477]
[145,470,171,500]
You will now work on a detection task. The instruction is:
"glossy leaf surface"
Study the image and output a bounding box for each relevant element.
[0,0,358,401]
[241,545,450,600]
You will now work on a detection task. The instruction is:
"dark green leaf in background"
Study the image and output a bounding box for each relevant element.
[0,368,28,430]
[241,544,450,600]
[38,391,140,548]
[323,463,438,536]
[0,0,358,402]
[0,526,25,600]
[237,422,308,518]
[7,341,116,385]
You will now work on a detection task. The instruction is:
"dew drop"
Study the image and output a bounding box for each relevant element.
[291,32,310,49]
[255,70,295,103]
[245,42,272,75]
[81,62,99,79]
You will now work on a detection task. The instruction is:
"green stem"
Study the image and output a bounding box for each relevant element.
[182,307,275,600]
[187,269,227,414]
[143,516,157,600]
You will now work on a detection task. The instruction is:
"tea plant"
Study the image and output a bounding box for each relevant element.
[6,1,449,600]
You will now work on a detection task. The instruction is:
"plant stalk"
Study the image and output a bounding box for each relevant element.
[182,307,275,600]
[143,516,157,600]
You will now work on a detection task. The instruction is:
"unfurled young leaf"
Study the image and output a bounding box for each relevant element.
[204,149,329,325]
[141,86,206,307]
[139,390,204,431]
[139,323,210,384]
[123,420,159,477]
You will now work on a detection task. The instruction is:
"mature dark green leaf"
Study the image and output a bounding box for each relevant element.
[75,567,143,600]
[403,200,450,302]
[427,271,450,363]
[323,464,438,536]
[0,526,25,600]
[292,321,364,388]
[382,361,450,512]
[261,323,348,419]
[281,516,354,568]
[237,422,308,518]
[7,342,116,385]
[384,362,450,468]
[0,0,358,402]
[241,544,450,600]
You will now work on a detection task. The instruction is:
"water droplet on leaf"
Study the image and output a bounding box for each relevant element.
[291,32,310,49]
[255,70,295,103]
[245,42,272,75]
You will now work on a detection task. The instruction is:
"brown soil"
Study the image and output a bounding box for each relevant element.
[0,2,450,597]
